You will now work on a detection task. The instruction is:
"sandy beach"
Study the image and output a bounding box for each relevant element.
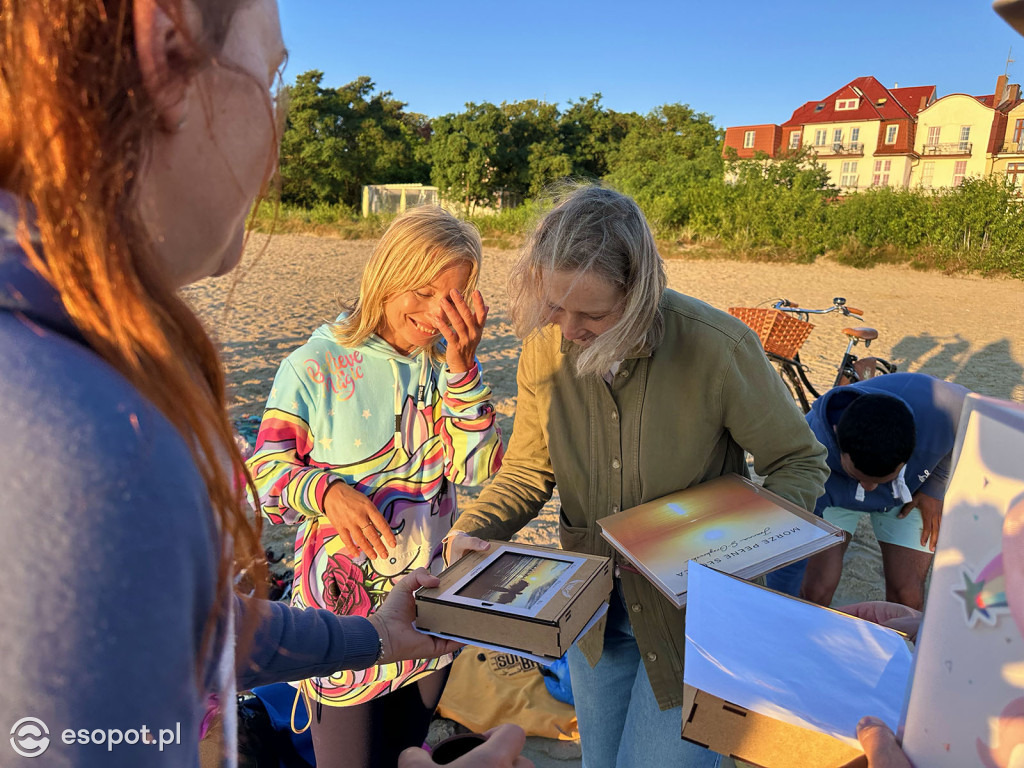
[185,234,1023,762]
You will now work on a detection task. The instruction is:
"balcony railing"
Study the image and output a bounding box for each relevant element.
[922,142,972,156]
[813,142,864,156]
[1001,141,1024,154]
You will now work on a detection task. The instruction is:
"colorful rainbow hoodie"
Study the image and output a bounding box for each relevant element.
[247,318,504,706]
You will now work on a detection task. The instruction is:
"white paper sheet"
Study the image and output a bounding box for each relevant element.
[684,562,912,746]
[418,601,609,666]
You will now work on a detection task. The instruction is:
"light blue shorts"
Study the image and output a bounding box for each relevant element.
[822,504,931,553]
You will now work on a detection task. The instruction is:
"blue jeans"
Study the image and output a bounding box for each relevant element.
[567,588,720,768]
[765,557,808,596]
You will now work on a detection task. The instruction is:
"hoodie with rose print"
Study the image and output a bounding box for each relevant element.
[247,318,504,705]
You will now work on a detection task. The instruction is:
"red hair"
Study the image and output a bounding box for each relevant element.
[0,0,267,673]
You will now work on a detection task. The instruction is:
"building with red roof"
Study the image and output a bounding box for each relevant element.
[722,75,1024,191]
[725,76,938,190]
[911,75,1023,188]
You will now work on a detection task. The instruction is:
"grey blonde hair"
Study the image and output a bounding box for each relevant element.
[334,206,482,363]
[508,185,667,377]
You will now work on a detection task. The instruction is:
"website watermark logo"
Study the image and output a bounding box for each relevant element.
[8,718,182,758]
[10,718,49,758]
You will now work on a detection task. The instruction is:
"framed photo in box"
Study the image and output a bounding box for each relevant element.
[415,541,612,660]
[442,547,589,617]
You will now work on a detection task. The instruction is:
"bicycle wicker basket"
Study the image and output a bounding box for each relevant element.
[728,307,814,359]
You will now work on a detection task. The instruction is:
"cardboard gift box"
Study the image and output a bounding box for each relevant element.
[682,686,864,768]
[414,541,612,660]
[680,563,914,768]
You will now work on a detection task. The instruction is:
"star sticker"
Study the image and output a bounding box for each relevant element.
[319,437,333,450]
[362,409,372,419]
[953,570,988,623]
[354,438,362,448]
[328,409,335,417]
[290,401,299,411]
[271,387,278,398]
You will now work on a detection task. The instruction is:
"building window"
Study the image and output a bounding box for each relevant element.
[840,161,858,188]
[1013,119,1024,147]
[789,131,801,149]
[814,129,827,146]
[959,126,971,152]
[921,161,935,188]
[743,130,755,149]
[1008,162,1024,189]
[835,99,859,110]
[850,127,860,149]
[885,125,899,145]
[927,126,941,146]
[872,160,892,186]
[953,160,968,186]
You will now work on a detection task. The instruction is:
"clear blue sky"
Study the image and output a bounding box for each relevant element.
[280,0,1020,129]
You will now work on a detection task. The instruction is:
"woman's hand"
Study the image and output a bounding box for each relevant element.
[367,569,463,665]
[435,289,488,374]
[836,601,923,640]
[322,481,398,560]
[856,717,913,767]
[446,532,491,564]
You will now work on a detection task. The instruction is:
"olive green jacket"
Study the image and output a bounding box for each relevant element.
[452,289,829,710]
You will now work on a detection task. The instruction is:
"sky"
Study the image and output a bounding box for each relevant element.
[279,1,1021,129]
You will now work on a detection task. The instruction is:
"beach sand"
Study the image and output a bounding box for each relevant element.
[184,234,1024,764]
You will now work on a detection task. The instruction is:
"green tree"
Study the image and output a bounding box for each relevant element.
[558,95,639,180]
[278,71,428,208]
[606,104,724,229]
[423,102,509,210]
[424,99,576,207]
[502,100,572,198]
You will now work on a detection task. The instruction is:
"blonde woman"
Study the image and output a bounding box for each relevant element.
[448,186,829,768]
[247,206,505,767]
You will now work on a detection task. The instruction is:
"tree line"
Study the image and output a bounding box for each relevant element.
[273,70,1024,277]
[276,70,722,212]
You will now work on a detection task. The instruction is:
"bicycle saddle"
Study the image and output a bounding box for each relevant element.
[842,326,878,340]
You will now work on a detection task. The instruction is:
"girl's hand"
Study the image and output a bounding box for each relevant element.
[435,289,488,374]
[322,481,398,560]
[446,533,491,565]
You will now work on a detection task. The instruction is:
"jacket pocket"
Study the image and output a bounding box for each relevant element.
[558,507,589,551]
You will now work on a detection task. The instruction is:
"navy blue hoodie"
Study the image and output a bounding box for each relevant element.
[0,191,379,766]
[807,372,969,514]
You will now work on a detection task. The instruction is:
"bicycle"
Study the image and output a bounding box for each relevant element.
[729,297,898,413]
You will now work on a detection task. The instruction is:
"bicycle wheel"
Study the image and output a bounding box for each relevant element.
[874,358,898,375]
[850,356,897,382]
[791,353,825,400]
[776,361,811,413]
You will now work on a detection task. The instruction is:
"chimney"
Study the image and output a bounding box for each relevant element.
[1010,83,1022,104]
[996,74,1009,106]
[919,96,926,112]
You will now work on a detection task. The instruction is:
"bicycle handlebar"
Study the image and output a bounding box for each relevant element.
[771,297,865,317]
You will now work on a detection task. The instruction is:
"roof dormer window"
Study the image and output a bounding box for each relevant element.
[836,98,860,111]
